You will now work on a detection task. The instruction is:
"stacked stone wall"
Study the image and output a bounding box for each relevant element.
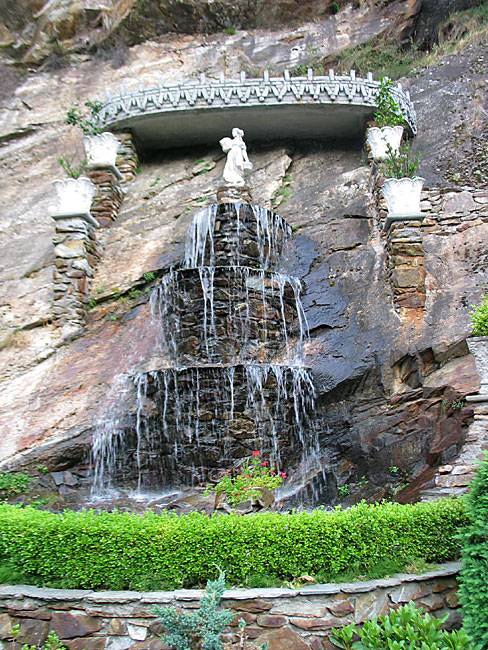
[52,216,103,327]
[376,185,488,318]
[159,267,298,365]
[51,132,138,327]
[115,133,140,183]
[87,169,124,228]
[0,563,461,650]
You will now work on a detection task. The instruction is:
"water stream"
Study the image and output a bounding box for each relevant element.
[91,202,325,504]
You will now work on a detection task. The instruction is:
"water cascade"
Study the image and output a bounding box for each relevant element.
[92,183,323,503]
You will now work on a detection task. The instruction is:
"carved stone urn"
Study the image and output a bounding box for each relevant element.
[367,125,404,160]
[82,132,120,169]
[381,177,424,217]
[49,177,96,216]
[467,336,488,395]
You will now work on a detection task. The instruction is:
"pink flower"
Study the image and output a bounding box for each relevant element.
[281,472,286,479]
[252,450,260,456]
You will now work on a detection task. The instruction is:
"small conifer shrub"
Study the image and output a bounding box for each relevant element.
[154,571,267,650]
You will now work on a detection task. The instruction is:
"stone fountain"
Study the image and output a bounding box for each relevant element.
[91,130,323,504]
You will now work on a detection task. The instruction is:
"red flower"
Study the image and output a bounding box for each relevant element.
[262,460,267,466]
[281,472,286,479]
[252,450,260,456]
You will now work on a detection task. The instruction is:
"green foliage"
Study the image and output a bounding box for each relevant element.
[205,452,284,506]
[337,484,350,497]
[223,25,235,35]
[18,630,68,650]
[0,471,34,500]
[143,271,156,282]
[64,100,103,135]
[380,142,421,179]
[459,451,488,649]
[57,156,87,179]
[0,498,466,591]
[329,601,473,649]
[0,562,37,585]
[128,287,142,299]
[373,77,404,127]
[469,293,488,335]
[325,36,420,80]
[330,2,339,14]
[154,571,234,650]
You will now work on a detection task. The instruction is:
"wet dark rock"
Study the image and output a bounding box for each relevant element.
[413,0,481,49]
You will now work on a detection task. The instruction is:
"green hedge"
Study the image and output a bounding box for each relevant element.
[0,498,466,591]
[459,452,488,650]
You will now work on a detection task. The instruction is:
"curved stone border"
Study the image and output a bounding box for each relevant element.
[0,562,460,649]
[94,70,416,150]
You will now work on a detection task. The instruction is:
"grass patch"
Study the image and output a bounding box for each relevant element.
[299,4,488,81]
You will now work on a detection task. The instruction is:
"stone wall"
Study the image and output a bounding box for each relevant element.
[376,186,488,320]
[421,399,488,500]
[156,267,299,365]
[52,215,103,329]
[0,563,461,650]
[51,132,138,327]
[86,169,124,229]
[115,133,139,183]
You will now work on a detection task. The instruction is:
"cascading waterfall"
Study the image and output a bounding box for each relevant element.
[91,200,325,504]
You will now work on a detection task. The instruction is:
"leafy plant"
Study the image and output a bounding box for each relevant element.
[0,497,466,590]
[204,451,285,506]
[373,77,404,127]
[329,601,473,649]
[128,288,142,299]
[143,271,156,282]
[0,471,34,500]
[223,25,236,35]
[57,155,87,179]
[338,484,350,497]
[17,630,69,650]
[459,451,488,648]
[330,2,339,14]
[380,142,421,179]
[64,100,103,135]
[469,293,488,335]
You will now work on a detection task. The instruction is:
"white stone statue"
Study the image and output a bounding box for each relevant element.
[219,128,253,187]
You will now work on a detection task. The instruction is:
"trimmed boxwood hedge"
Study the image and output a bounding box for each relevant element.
[0,497,466,590]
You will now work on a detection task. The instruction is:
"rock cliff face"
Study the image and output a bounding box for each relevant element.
[0,0,487,506]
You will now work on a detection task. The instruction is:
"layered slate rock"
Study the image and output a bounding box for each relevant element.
[92,200,315,496]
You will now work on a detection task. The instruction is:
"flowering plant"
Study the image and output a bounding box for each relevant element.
[205,451,286,506]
